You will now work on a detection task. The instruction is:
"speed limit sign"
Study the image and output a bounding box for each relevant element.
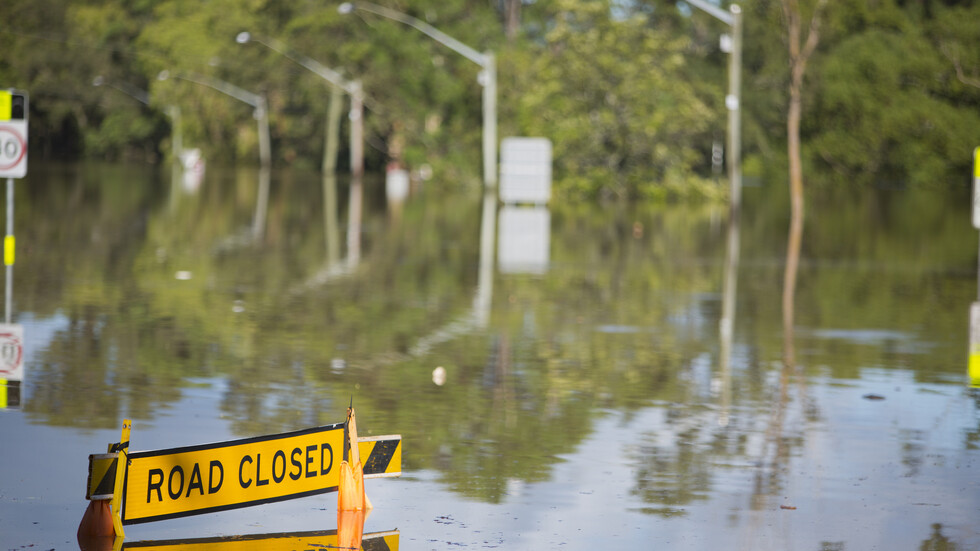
[0,90,27,179]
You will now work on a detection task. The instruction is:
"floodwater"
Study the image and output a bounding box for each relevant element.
[1,163,978,550]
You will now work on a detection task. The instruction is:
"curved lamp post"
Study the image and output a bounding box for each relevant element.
[683,0,742,213]
[339,1,497,188]
[94,76,183,162]
[157,70,271,169]
[236,32,364,180]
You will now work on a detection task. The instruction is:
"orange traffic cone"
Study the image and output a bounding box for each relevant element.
[338,406,373,511]
[337,509,367,550]
[76,500,115,550]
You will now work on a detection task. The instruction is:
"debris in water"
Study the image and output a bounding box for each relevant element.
[863,394,886,400]
[432,366,447,386]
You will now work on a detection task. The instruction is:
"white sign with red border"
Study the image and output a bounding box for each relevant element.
[0,121,27,179]
[0,90,28,179]
[0,323,23,381]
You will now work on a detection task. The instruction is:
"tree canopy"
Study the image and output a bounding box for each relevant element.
[1,0,978,198]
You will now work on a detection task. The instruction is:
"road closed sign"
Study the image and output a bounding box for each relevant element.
[120,423,402,524]
[0,90,28,179]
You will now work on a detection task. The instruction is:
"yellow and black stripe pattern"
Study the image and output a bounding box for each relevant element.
[359,435,402,479]
[86,453,119,500]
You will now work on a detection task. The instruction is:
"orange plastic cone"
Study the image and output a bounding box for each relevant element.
[76,500,115,550]
[338,406,372,511]
[337,509,367,550]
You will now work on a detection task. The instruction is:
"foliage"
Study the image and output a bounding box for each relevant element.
[506,0,717,200]
[2,0,980,196]
[805,1,980,187]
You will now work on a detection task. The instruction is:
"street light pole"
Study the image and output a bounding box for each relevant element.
[93,76,183,161]
[158,70,271,169]
[339,1,497,188]
[727,5,743,214]
[681,0,742,213]
[235,32,364,179]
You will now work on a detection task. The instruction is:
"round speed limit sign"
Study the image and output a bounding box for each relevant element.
[0,123,27,179]
[0,325,23,381]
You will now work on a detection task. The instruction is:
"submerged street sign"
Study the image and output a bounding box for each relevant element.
[86,421,401,526]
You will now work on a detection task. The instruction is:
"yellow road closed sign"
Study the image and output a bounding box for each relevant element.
[121,423,401,524]
[122,529,400,551]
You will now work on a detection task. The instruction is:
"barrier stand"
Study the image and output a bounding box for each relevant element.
[78,419,131,550]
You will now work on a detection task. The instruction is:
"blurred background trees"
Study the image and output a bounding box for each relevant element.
[1,0,978,199]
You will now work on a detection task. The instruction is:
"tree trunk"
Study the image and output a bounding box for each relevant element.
[784,74,804,368]
[503,0,521,41]
[780,0,824,369]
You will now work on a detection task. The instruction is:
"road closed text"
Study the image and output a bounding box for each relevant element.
[122,424,345,524]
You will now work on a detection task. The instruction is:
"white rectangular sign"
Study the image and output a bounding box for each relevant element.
[500,137,552,205]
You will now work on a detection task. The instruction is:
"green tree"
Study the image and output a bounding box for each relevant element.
[508,0,718,200]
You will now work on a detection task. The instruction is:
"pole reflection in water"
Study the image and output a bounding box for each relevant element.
[251,166,271,243]
[749,194,809,512]
[717,204,739,427]
[324,172,341,266]
[411,188,497,356]
[322,83,344,265]
[475,188,497,327]
[347,175,363,269]
[290,172,362,295]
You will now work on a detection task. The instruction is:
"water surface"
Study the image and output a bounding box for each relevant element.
[1,163,978,550]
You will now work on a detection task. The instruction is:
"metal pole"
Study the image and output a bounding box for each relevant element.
[168,105,183,163]
[350,82,364,182]
[237,33,364,177]
[340,2,496,188]
[256,95,271,169]
[323,86,344,174]
[5,178,12,324]
[482,53,497,188]
[727,5,743,214]
[252,166,271,242]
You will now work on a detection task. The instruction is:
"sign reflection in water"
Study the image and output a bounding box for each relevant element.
[1,165,979,550]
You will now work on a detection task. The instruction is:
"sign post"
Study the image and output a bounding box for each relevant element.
[0,89,26,327]
[972,147,980,387]
[973,147,980,231]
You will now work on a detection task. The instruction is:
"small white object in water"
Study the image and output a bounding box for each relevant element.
[432,366,447,386]
[175,271,192,280]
